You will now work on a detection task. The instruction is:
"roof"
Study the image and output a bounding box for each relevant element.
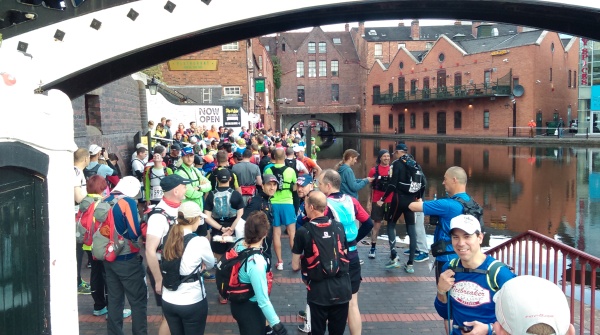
[456,30,545,54]
[260,29,359,62]
[359,23,519,42]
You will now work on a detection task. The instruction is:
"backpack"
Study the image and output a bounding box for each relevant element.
[284,158,299,177]
[75,196,102,246]
[371,164,390,191]
[326,195,358,248]
[396,154,426,194]
[160,233,203,291]
[83,164,101,180]
[452,196,485,232]
[268,165,292,191]
[143,206,177,250]
[215,242,273,302]
[212,188,238,220]
[91,196,141,262]
[448,258,510,292]
[301,219,350,281]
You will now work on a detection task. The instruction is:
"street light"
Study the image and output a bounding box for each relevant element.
[147,77,159,95]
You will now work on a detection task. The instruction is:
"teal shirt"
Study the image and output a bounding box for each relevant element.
[235,243,280,326]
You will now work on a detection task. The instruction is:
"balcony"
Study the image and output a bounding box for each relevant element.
[373,81,512,105]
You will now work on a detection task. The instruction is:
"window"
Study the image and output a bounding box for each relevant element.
[484,70,491,85]
[308,42,316,54]
[319,42,326,53]
[573,71,577,88]
[388,114,394,129]
[223,86,241,95]
[398,43,406,49]
[398,114,405,133]
[331,60,339,77]
[483,150,489,170]
[201,88,212,103]
[425,42,433,49]
[297,86,305,102]
[222,42,239,51]
[399,62,404,69]
[331,84,339,102]
[374,115,381,133]
[319,61,327,77]
[513,77,519,88]
[410,79,418,95]
[423,112,430,129]
[568,70,572,87]
[454,111,462,129]
[483,110,490,129]
[438,53,445,62]
[258,56,263,70]
[388,83,394,95]
[372,85,380,104]
[374,44,383,57]
[333,38,341,44]
[296,61,304,78]
[308,61,316,77]
[282,43,286,52]
[549,67,553,82]
[85,94,101,130]
[265,45,270,51]
[410,113,416,129]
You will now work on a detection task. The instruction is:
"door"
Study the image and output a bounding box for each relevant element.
[398,114,405,134]
[437,111,446,134]
[0,167,49,335]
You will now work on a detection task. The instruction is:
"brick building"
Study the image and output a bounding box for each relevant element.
[260,26,363,132]
[364,29,579,136]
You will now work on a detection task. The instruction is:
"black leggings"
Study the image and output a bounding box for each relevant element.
[230,300,266,335]
[162,298,208,335]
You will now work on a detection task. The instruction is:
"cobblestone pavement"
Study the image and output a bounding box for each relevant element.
[79,238,446,335]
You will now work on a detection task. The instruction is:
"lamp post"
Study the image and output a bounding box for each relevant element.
[147,77,159,95]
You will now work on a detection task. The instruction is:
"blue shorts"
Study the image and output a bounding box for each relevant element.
[271,204,296,227]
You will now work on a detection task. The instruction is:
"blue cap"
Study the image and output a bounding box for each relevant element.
[297,174,313,187]
[396,143,408,151]
[181,146,194,156]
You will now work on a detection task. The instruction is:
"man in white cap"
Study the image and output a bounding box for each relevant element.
[85,144,115,179]
[488,275,574,335]
[434,214,515,335]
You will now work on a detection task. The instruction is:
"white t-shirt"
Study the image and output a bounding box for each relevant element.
[161,230,215,305]
[146,200,178,260]
[74,166,86,211]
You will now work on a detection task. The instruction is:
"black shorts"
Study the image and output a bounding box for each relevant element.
[146,266,162,307]
[371,202,387,222]
[349,255,362,294]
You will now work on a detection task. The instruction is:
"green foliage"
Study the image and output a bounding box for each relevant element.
[271,56,282,90]
[141,65,163,81]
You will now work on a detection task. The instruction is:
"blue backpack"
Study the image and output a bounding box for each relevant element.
[212,188,237,220]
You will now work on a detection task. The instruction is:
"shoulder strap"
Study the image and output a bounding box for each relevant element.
[486,260,508,292]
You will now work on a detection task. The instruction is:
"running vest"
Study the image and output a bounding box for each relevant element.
[326,195,358,251]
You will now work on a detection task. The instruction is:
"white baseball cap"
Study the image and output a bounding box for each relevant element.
[293,144,305,152]
[178,201,207,220]
[449,214,481,234]
[494,275,571,335]
[89,144,102,155]
[112,176,141,198]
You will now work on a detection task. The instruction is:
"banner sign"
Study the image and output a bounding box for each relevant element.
[223,106,242,127]
[167,60,218,71]
[255,77,265,93]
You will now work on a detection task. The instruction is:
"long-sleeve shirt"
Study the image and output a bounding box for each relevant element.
[338,163,369,198]
[176,164,211,211]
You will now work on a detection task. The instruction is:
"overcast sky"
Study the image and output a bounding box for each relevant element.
[291,19,468,32]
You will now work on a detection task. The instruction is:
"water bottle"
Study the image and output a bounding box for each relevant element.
[429,193,440,225]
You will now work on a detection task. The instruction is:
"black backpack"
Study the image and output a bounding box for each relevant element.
[301,220,350,281]
[371,164,390,191]
[83,164,101,180]
[143,207,177,250]
[215,242,272,302]
[284,158,299,177]
[452,196,485,232]
[396,154,426,194]
[269,165,293,191]
[160,233,203,291]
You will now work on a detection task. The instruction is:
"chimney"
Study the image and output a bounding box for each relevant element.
[398,21,405,27]
[359,21,365,37]
[345,23,349,32]
[454,20,462,25]
[472,21,482,38]
[411,19,420,40]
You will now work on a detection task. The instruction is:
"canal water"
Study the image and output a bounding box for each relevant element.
[313,136,600,260]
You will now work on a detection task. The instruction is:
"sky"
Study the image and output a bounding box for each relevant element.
[291,19,462,32]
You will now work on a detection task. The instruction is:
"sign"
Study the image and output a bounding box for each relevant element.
[591,85,600,110]
[491,50,509,56]
[581,39,589,86]
[167,60,218,71]
[198,106,223,125]
[223,106,242,127]
[255,77,265,93]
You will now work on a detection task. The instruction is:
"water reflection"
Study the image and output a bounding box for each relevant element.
[317,137,600,259]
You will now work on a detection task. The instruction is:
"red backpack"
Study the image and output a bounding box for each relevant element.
[75,195,103,246]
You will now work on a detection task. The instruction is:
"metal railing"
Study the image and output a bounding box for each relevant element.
[486,230,600,335]
[506,127,587,138]
[373,81,511,105]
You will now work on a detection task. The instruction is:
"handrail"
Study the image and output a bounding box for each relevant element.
[486,230,600,335]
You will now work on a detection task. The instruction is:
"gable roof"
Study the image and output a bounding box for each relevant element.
[456,30,545,54]
[359,23,519,42]
[260,29,359,62]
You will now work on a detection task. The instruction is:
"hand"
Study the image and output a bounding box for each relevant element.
[462,321,488,335]
[155,279,163,295]
[367,177,375,183]
[272,323,288,335]
[222,227,233,236]
[376,200,384,207]
[438,269,456,294]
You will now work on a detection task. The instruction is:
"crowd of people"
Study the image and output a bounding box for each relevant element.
[73,121,574,335]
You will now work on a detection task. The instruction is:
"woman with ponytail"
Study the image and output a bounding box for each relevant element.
[161,201,214,335]
[335,149,374,198]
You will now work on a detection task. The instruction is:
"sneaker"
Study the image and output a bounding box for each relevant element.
[359,259,365,265]
[87,262,92,268]
[368,247,376,259]
[80,280,91,288]
[414,252,430,263]
[384,257,401,269]
[201,270,215,280]
[298,324,311,333]
[93,307,108,316]
[403,249,422,256]
[298,310,307,320]
[122,309,132,318]
[404,263,415,273]
[265,325,273,335]
[276,262,284,271]
[78,283,91,295]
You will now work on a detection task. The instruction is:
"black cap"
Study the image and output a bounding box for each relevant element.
[396,143,408,152]
[160,174,193,192]
[216,168,231,183]
[171,144,181,150]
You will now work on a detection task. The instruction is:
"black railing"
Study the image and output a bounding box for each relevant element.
[373,81,511,105]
